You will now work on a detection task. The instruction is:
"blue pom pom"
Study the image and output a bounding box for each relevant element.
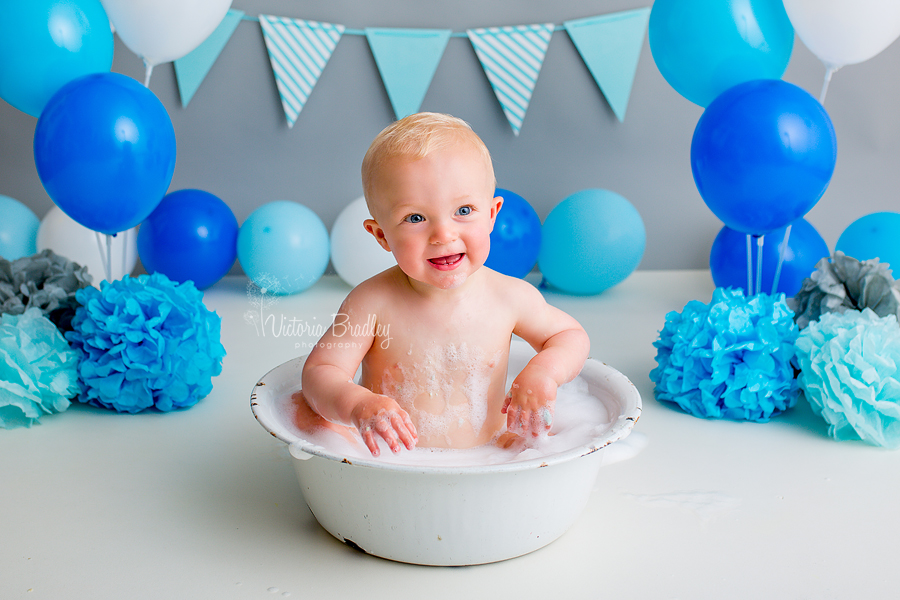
[650,288,799,421]
[0,308,80,428]
[795,309,900,448]
[66,273,226,413]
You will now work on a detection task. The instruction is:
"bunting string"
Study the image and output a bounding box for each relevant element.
[173,7,651,133]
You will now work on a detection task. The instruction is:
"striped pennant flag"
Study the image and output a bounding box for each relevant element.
[259,16,344,128]
[467,24,554,136]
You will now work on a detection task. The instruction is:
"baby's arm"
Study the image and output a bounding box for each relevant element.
[503,281,590,437]
[301,285,417,456]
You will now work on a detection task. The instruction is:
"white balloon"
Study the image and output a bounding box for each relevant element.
[100,0,232,66]
[38,206,138,286]
[783,0,900,68]
[330,197,397,287]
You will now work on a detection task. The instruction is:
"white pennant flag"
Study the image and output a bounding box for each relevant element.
[467,24,554,135]
[259,16,344,128]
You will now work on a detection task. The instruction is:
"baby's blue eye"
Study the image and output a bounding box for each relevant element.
[405,213,425,223]
[456,206,472,216]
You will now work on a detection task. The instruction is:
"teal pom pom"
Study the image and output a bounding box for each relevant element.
[650,288,799,422]
[0,308,80,428]
[66,273,226,413]
[795,309,900,448]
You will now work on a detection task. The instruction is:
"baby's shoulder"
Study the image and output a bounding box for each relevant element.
[483,268,544,303]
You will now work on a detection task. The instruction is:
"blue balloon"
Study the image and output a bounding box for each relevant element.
[237,201,330,295]
[33,72,176,235]
[0,195,40,260]
[485,188,541,278]
[538,189,645,295]
[691,79,837,236]
[0,0,114,117]
[836,212,900,272]
[710,218,830,297]
[137,189,238,290]
[649,0,793,107]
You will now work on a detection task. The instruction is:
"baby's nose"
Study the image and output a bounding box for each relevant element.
[429,220,458,244]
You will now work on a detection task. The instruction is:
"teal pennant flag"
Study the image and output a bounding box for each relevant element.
[259,16,345,128]
[174,9,245,107]
[467,24,554,136]
[564,8,651,122]
[365,28,451,120]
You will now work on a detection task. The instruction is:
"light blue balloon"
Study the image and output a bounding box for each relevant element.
[0,195,40,260]
[0,0,114,117]
[237,201,330,295]
[649,0,794,107]
[538,189,646,295]
[836,212,900,272]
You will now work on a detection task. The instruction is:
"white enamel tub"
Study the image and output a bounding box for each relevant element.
[251,344,641,566]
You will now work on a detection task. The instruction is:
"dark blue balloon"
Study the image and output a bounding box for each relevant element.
[33,72,176,235]
[691,79,836,236]
[485,188,541,278]
[137,189,238,290]
[710,218,830,297]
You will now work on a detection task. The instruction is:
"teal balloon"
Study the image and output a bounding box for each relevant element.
[836,212,900,272]
[0,195,40,260]
[649,0,794,107]
[538,189,645,295]
[0,0,114,117]
[237,201,329,295]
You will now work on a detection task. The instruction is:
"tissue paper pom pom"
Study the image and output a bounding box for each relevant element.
[0,249,92,333]
[789,251,900,330]
[795,309,900,448]
[0,308,80,429]
[66,273,225,413]
[650,288,799,421]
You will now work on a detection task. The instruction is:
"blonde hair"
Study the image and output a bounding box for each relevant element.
[361,112,494,211]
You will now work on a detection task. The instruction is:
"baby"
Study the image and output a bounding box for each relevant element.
[299,112,590,456]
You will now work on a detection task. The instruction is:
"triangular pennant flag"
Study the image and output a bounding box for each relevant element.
[365,28,451,120]
[174,9,244,107]
[564,8,650,122]
[467,24,554,135]
[259,16,344,128]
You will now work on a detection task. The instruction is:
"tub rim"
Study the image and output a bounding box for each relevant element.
[251,352,641,476]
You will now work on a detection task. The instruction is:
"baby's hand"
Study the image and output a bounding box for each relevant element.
[501,368,558,438]
[351,393,418,457]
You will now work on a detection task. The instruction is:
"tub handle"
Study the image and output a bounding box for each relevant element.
[289,443,314,461]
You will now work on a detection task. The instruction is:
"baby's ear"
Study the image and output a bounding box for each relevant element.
[489,196,504,226]
[363,219,392,252]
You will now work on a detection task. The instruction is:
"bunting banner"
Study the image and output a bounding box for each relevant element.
[564,8,651,122]
[366,28,452,120]
[259,16,345,128]
[172,8,650,133]
[466,24,554,136]
[174,9,244,107]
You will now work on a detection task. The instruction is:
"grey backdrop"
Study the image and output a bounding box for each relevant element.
[2,0,899,275]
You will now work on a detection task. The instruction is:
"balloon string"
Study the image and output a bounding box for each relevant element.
[105,234,114,283]
[121,229,129,278]
[746,234,753,296]
[819,65,838,104]
[94,232,111,282]
[771,224,792,295]
[143,60,154,88]
[755,235,764,297]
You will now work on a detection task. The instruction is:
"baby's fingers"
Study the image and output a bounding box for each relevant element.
[360,424,381,456]
[390,411,418,450]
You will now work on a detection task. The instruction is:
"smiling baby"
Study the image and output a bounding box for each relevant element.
[299,113,590,456]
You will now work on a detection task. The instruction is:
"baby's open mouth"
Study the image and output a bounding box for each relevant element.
[428,253,464,268]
